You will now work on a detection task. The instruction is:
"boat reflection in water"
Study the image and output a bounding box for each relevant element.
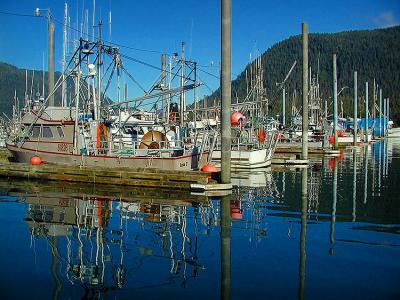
[1,140,399,299]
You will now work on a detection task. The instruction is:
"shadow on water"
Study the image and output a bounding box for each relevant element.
[0,139,399,299]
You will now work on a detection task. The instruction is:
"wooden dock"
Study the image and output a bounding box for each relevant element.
[0,162,232,191]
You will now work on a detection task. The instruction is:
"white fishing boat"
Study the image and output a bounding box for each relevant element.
[6,36,214,171]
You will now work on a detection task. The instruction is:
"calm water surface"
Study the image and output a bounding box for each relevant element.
[0,140,399,299]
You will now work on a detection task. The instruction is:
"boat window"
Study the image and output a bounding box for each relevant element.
[57,126,64,137]
[42,126,53,138]
[30,126,40,138]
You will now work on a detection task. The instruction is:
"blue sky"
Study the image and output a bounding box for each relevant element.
[0,0,399,100]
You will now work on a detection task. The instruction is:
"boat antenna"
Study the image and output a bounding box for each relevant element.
[30,70,35,100]
[92,0,96,41]
[42,52,45,97]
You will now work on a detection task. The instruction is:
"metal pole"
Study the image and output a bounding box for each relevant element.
[179,43,185,127]
[61,3,68,107]
[379,89,382,137]
[221,0,231,183]
[282,87,286,127]
[365,82,368,143]
[387,98,390,134]
[372,79,376,139]
[353,71,357,146]
[333,54,338,149]
[385,98,388,136]
[48,15,55,106]
[383,97,387,137]
[161,54,166,122]
[302,23,309,160]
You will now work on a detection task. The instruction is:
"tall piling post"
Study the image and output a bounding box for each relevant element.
[302,23,309,160]
[333,54,338,150]
[282,88,286,127]
[365,82,369,143]
[48,16,55,106]
[379,89,382,137]
[221,0,231,183]
[353,71,358,146]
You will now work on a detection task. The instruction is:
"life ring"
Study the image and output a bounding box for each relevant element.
[169,112,175,121]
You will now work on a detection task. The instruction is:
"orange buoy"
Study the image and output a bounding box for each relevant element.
[338,130,344,137]
[231,112,246,126]
[201,163,218,173]
[257,128,266,143]
[30,156,42,165]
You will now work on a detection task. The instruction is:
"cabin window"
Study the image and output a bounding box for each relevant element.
[30,126,40,138]
[57,127,64,138]
[42,126,53,138]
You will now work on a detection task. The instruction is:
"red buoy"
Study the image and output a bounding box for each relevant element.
[30,156,42,165]
[338,130,345,137]
[231,112,246,126]
[329,136,334,144]
[201,163,218,172]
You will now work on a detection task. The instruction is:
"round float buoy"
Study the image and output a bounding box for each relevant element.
[338,130,345,137]
[231,112,246,126]
[30,156,42,165]
[201,163,218,173]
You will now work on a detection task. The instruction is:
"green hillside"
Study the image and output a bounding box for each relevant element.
[204,25,400,124]
[0,62,62,115]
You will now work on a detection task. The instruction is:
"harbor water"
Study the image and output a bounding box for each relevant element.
[0,139,399,299]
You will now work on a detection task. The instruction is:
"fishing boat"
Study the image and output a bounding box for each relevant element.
[6,37,214,171]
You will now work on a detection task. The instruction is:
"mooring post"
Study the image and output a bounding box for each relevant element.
[333,54,338,150]
[302,23,309,160]
[379,89,382,137]
[365,82,369,143]
[282,88,286,127]
[353,71,358,146]
[221,0,231,183]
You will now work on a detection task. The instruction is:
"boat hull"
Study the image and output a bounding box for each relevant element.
[7,143,208,171]
[212,148,272,169]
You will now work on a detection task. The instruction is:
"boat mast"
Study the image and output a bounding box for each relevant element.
[62,2,68,107]
[95,21,103,120]
[179,42,185,127]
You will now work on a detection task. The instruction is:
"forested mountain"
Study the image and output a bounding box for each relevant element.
[204,25,400,124]
[1,26,399,124]
[0,62,62,115]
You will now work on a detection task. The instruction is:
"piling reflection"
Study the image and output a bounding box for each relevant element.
[298,167,308,300]
[220,194,231,300]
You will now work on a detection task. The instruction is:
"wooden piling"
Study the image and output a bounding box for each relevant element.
[302,23,309,160]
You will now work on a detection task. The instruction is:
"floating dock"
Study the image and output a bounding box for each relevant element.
[0,162,232,192]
